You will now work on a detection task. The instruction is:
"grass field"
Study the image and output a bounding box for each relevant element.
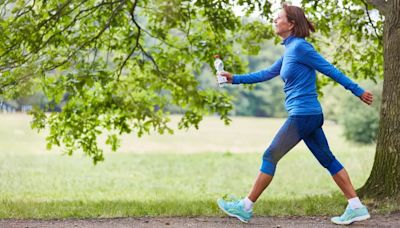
[0,114,380,219]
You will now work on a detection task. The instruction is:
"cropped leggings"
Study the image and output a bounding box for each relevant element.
[261,114,344,176]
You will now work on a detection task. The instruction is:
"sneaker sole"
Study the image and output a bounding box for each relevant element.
[217,200,250,223]
[331,214,371,225]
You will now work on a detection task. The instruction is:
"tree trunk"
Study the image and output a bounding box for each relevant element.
[358,0,400,199]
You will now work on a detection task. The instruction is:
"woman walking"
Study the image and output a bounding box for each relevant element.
[217,3,374,225]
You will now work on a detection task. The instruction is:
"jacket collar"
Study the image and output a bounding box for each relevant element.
[281,35,296,46]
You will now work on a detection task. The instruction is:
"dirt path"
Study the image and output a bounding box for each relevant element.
[1,213,400,228]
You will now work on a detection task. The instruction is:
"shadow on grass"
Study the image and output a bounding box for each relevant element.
[1,192,397,219]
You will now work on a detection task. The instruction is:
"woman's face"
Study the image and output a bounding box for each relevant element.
[273,9,294,38]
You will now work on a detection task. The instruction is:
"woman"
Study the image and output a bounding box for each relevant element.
[217,3,374,225]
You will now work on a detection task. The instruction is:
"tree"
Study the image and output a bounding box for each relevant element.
[354,0,400,200]
[0,0,398,199]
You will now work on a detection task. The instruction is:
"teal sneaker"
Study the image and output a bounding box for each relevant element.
[331,205,370,225]
[217,198,253,223]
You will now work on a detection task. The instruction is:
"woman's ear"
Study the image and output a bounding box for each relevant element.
[289,21,295,31]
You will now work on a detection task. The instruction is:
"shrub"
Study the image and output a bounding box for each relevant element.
[338,81,382,144]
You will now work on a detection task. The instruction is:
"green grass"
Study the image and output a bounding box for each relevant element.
[0,113,387,219]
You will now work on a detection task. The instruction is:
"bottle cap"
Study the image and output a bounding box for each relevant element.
[213,55,221,59]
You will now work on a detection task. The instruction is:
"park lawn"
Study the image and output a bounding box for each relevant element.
[1,114,392,219]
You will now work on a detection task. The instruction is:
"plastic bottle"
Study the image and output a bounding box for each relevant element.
[213,55,227,87]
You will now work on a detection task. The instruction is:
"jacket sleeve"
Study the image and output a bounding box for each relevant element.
[296,42,365,97]
[232,57,283,84]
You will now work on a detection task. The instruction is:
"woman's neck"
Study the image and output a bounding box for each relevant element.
[280,32,292,40]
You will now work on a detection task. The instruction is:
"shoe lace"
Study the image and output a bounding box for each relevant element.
[340,205,353,220]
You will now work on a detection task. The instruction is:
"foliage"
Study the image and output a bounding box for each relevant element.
[339,81,382,144]
[320,80,382,144]
[0,0,276,163]
[341,107,379,144]
[301,0,384,82]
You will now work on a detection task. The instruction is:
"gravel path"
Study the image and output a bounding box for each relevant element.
[1,213,400,228]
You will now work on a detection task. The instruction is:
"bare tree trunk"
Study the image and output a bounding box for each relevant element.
[358,0,400,199]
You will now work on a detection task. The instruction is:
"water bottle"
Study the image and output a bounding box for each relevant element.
[213,55,227,87]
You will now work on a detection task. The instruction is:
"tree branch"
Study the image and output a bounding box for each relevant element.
[138,44,161,74]
[36,0,74,28]
[117,0,140,80]
[366,0,388,15]
[91,41,99,67]
[77,1,125,54]
[361,0,383,41]
[0,70,37,90]
[44,2,124,73]
[138,24,181,50]
[1,0,126,81]
[37,0,121,55]
[312,0,320,10]
[13,0,36,20]
[0,0,89,70]
[186,3,193,52]
[128,1,163,76]
[134,5,182,50]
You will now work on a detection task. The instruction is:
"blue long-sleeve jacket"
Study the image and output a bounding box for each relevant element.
[232,35,365,116]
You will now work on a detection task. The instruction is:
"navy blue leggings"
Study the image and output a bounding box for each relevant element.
[261,114,343,176]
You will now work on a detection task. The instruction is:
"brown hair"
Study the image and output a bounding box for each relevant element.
[282,3,315,38]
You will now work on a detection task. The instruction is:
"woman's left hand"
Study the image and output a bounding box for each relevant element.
[360,91,373,105]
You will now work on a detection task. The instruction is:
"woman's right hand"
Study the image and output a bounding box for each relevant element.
[360,91,373,105]
[220,71,233,84]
